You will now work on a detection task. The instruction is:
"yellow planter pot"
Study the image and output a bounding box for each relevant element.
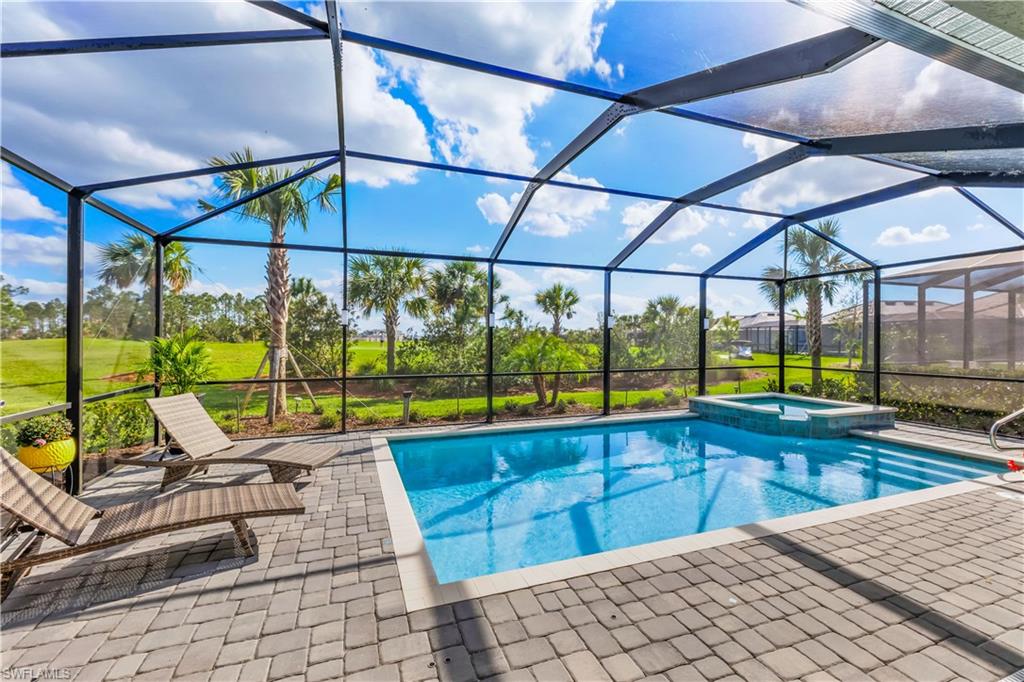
[17,438,76,474]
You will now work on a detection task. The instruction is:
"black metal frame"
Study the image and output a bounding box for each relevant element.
[2,0,1022,494]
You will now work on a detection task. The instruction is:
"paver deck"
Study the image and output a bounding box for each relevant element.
[1,421,1022,682]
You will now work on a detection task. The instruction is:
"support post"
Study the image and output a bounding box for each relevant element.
[872,268,882,405]
[777,280,786,393]
[916,285,927,365]
[861,280,870,370]
[698,276,708,396]
[486,262,495,423]
[341,252,348,434]
[1009,291,1017,371]
[602,271,612,415]
[963,272,974,370]
[153,238,163,446]
[65,191,86,494]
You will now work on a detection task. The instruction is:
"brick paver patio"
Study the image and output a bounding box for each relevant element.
[1,428,1022,682]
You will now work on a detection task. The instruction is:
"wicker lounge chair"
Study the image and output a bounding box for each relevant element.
[118,393,340,490]
[0,447,303,595]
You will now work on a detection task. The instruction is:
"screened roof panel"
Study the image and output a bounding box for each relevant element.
[818,186,1024,266]
[618,205,757,274]
[966,187,1024,227]
[497,184,633,266]
[164,160,343,247]
[0,1,297,42]
[717,230,788,279]
[339,1,843,94]
[712,155,928,216]
[347,159,525,257]
[0,39,336,187]
[686,42,1023,138]
[551,113,790,199]
[882,149,1024,174]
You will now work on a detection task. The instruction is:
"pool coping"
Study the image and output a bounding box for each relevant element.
[689,392,899,417]
[370,413,1019,611]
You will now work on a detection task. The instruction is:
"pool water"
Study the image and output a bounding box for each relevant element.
[389,419,1001,583]
[733,397,834,413]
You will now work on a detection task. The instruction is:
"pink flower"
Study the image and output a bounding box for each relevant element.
[33,438,47,447]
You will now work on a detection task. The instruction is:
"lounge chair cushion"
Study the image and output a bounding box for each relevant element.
[147,393,233,459]
[89,483,303,545]
[0,448,96,546]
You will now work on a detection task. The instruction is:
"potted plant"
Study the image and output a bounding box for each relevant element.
[15,413,76,474]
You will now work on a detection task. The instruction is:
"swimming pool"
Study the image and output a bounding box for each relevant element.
[388,418,1001,583]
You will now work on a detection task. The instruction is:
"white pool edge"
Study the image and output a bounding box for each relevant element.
[371,414,1020,611]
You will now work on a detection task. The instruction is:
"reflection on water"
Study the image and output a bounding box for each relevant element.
[390,419,1002,583]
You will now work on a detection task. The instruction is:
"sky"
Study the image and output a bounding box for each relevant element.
[2,0,1022,333]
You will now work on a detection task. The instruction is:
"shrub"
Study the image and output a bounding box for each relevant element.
[218,419,240,434]
[408,409,424,423]
[515,403,535,417]
[273,421,292,433]
[504,400,518,412]
[15,413,74,448]
[318,413,339,429]
[788,382,807,394]
[138,328,213,395]
[360,412,382,425]
[612,402,625,411]
[663,391,681,407]
[635,397,660,410]
[762,378,780,393]
[565,398,578,406]
[83,401,151,454]
[554,399,568,414]
[312,404,325,415]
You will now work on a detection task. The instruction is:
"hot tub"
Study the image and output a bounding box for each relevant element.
[688,392,896,438]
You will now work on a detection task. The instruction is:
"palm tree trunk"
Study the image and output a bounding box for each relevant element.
[552,316,561,338]
[549,374,561,406]
[385,314,397,374]
[808,288,823,389]
[532,374,547,405]
[265,225,290,422]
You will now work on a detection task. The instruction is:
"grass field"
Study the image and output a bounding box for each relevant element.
[1,337,856,419]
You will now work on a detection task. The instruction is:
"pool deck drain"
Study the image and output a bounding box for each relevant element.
[1,418,1021,682]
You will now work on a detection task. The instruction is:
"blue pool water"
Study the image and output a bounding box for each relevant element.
[389,419,1001,583]
[733,397,834,412]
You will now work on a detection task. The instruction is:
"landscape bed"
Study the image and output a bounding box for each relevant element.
[374,414,1003,607]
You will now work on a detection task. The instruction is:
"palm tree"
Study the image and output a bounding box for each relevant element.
[98,232,196,294]
[760,219,859,389]
[535,283,580,337]
[204,148,341,421]
[348,254,426,374]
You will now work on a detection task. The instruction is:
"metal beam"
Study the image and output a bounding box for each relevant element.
[161,155,340,238]
[797,222,877,266]
[1,29,327,58]
[65,191,86,494]
[955,187,1024,240]
[245,0,329,32]
[608,146,816,269]
[80,150,338,193]
[819,123,1024,155]
[788,0,1024,93]
[492,27,876,260]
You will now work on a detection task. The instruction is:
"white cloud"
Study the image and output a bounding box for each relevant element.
[616,63,625,79]
[493,265,534,296]
[875,224,950,246]
[666,263,696,272]
[708,291,753,314]
[594,58,612,82]
[184,279,263,297]
[541,267,593,284]
[465,244,487,254]
[620,202,721,242]
[477,171,609,238]
[899,61,944,114]
[966,220,987,232]
[1,165,63,223]
[2,230,68,267]
[690,243,711,258]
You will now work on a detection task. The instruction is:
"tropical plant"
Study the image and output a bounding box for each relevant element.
[15,413,73,447]
[502,332,586,405]
[535,283,580,337]
[138,327,213,395]
[98,232,197,294]
[710,312,740,357]
[348,254,426,374]
[203,148,341,421]
[760,220,859,388]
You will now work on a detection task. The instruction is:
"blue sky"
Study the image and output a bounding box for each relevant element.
[2,1,1021,330]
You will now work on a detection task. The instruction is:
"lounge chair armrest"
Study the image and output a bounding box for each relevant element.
[114,457,195,468]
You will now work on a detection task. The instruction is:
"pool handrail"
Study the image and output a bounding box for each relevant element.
[989,406,1024,451]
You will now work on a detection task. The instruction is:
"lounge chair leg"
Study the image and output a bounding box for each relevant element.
[231,520,255,557]
[268,464,303,484]
[160,465,195,492]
